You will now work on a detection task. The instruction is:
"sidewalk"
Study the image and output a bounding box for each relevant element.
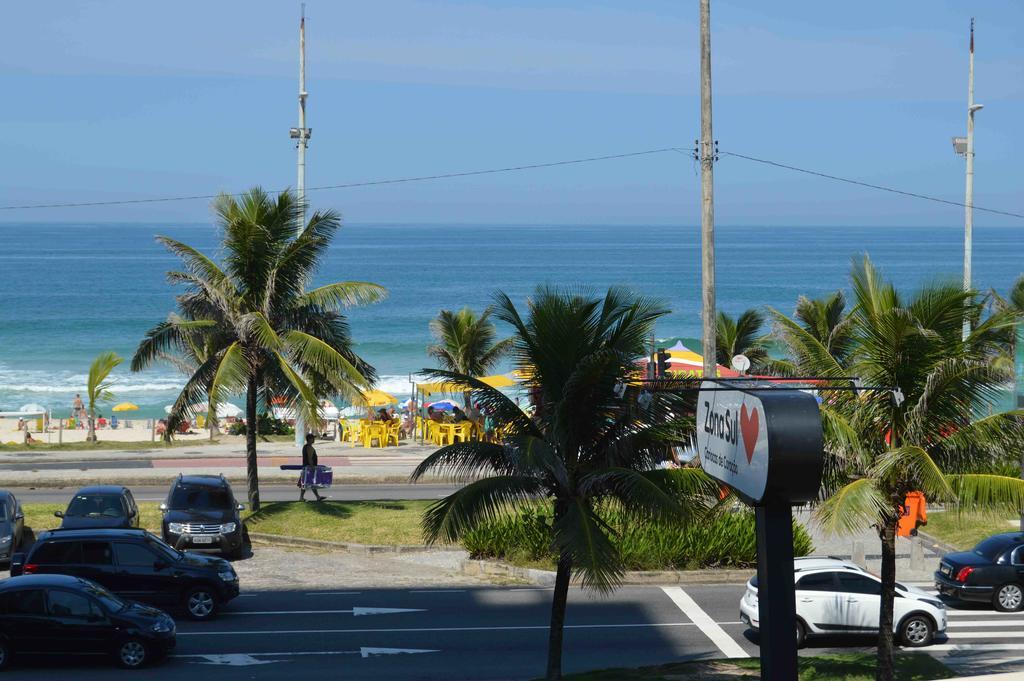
[795,508,945,582]
[0,439,441,486]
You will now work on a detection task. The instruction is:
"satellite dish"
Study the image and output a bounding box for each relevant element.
[731,354,751,373]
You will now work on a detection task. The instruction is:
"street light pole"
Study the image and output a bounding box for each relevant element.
[291,6,312,448]
[961,18,981,340]
[699,0,717,378]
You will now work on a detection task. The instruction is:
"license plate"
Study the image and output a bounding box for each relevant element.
[191,536,214,544]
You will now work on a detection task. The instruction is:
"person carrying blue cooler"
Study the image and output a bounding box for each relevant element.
[299,433,325,502]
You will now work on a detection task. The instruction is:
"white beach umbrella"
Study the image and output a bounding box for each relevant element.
[215,402,243,419]
[18,403,47,413]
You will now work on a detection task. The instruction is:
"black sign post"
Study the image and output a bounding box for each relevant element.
[696,380,824,681]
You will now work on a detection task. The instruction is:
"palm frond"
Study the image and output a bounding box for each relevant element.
[552,499,622,592]
[947,474,1024,514]
[815,478,890,536]
[870,446,956,501]
[297,282,388,309]
[421,475,543,544]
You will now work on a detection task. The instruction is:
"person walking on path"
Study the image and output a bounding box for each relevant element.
[299,433,325,502]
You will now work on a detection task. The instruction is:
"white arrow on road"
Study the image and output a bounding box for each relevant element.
[228,607,426,617]
[182,648,439,665]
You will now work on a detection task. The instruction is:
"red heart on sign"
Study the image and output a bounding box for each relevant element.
[739,404,759,464]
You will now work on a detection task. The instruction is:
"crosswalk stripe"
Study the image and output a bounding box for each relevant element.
[929,643,1024,652]
[946,610,1024,617]
[946,619,1024,628]
[946,631,1024,639]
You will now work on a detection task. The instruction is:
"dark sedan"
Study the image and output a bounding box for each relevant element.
[0,574,175,670]
[55,486,140,530]
[935,532,1024,611]
[0,491,25,565]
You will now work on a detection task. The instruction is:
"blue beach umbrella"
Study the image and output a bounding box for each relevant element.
[428,399,458,411]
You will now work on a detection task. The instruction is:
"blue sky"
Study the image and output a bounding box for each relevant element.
[1,0,1021,226]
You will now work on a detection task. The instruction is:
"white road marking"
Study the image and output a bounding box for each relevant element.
[660,587,749,659]
[177,622,698,636]
[176,647,439,662]
[947,619,1024,628]
[305,591,362,596]
[228,607,426,616]
[510,587,553,592]
[946,610,1024,617]
[945,631,1024,639]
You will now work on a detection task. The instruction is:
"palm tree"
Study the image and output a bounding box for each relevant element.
[427,307,512,406]
[132,187,386,510]
[411,287,718,681]
[714,308,768,370]
[133,313,221,441]
[773,256,1024,681]
[86,351,122,443]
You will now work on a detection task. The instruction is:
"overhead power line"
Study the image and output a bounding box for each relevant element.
[718,150,1024,220]
[0,148,679,211]
[1,145,1022,219]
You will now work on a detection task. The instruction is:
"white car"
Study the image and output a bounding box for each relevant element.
[739,557,947,647]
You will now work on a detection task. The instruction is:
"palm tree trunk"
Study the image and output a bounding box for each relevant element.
[246,374,261,512]
[207,394,219,441]
[545,552,573,681]
[87,403,97,443]
[876,516,898,681]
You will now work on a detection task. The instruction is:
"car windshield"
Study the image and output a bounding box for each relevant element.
[974,536,1009,561]
[168,485,232,510]
[83,582,126,613]
[144,533,183,561]
[65,494,123,518]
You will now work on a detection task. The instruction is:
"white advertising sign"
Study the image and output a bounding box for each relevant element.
[695,381,770,502]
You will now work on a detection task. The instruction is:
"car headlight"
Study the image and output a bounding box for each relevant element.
[151,619,174,633]
[0,535,11,546]
[921,598,945,610]
[168,523,185,534]
[220,522,237,534]
[218,569,237,582]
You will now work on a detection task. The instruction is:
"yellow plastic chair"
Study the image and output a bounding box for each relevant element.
[451,422,473,444]
[362,423,386,448]
[386,421,400,447]
[197,414,206,429]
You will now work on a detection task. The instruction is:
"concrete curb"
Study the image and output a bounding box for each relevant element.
[0,474,443,488]
[247,531,450,555]
[460,559,753,586]
[916,529,960,555]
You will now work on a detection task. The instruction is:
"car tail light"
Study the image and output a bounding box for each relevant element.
[22,563,37,575]
[955,566,975,582]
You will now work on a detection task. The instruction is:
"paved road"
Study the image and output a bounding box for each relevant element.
[6,583,1024,679]
[7,483,463,504]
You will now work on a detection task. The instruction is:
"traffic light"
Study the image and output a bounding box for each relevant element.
[656,349,671,378]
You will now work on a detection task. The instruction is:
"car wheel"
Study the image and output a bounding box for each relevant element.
[184,586,218,620]
[993,583,1024,612]
[0,637,11,670]
[115,638,148,669]
[795,619,806,648]
[899,614,934,647]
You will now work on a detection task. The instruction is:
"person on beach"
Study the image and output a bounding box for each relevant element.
[299,433,325,502]
[376,408,391,423]
[452,406,469,423]
[427,406,444,423]
[73,394,85,420]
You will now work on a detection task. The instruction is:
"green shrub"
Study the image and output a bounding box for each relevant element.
[462,502,813,570]
[227,414,294,436]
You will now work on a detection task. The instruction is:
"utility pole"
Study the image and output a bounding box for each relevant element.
[958,18,982,340]
[699,0,717,378]
[291,5,312,447]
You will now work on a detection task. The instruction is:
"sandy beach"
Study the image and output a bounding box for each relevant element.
[0,415,228,446]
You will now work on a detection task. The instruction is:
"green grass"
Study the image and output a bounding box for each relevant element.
[546,652,953,681]
[243,499,436,546]
[923,509,1018,550]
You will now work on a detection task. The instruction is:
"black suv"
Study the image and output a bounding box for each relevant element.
[55,486,140,530]
[161,475,246,559]
[0,574,175,670]
[10,528,239,620]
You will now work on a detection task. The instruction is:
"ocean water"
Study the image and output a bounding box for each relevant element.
[0,223,1021,418]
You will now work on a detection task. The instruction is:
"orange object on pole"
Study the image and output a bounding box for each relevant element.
[897,491,928,537]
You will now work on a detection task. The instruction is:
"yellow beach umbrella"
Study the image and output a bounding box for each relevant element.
[478,374,515,389]
[112,402,139,412]
[357,389,398,407]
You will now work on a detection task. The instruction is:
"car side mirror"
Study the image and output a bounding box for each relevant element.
[236,503,245,511]
[159,503,168,512]
[14,511,23,521]
[54,510,64,518]
[128,509,137,518]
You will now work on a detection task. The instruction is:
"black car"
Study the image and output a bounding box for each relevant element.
[161,474,246,559]
[55,485,140,530]
[0,574,175,670]
[935,532,1024,611]
[10,528,239,620]
[0,491,25,565]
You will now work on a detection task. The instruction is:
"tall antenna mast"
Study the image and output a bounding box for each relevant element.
[290,4,311,232]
